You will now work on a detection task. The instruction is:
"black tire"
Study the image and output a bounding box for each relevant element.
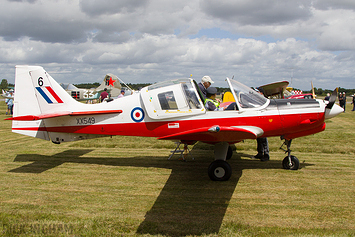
[282,155,300,170]
[226,146,233,160]
[208,160,232,181]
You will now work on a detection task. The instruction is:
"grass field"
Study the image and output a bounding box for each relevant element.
[0,101,354,236]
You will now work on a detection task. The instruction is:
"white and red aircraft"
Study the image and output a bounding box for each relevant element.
[61,73,123,101]
[6,66,343,181]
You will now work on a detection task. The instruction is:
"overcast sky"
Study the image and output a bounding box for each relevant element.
[1,0,355,90]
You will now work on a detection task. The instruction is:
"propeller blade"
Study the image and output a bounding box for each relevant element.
[326,88,337,109]
[311,81,316,99]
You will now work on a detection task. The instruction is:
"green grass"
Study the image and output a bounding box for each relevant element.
[0,101,354,236]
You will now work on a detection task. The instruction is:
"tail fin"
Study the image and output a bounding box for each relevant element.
[11,65,78,140]
[95,73,124,98]
[15,65,76,116]
[96,73,122,91]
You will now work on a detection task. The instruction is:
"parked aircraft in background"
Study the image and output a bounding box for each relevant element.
[284,86,315,99]
[1,89,14,99]
[61,73,122,101]
[259,81,316,99]
[6,66,343,181]
[258,81,289,98]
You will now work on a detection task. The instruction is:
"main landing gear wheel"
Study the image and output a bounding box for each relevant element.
[208,160,232,181]
[282,155,300,170]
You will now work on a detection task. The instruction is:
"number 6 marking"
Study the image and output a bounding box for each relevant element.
[38,77,44,87]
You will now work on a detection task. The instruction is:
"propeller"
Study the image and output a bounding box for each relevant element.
[326,88,338,109]
[311,81,316,99]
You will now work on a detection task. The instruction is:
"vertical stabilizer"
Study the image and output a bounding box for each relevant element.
[12,65,78,140]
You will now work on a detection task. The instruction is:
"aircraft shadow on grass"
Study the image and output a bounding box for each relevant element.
[9,148,313,236]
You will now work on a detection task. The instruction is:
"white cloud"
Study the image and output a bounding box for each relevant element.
[315,9,355,51]
[200,0,313,25]
[0,0,355,90]
[79,0,148,16]
[312,0,355,10]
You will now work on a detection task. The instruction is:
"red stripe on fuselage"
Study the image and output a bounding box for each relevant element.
[12,112,326,142]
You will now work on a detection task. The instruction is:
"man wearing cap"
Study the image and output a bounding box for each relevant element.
[6,90,14,115]
[198,76,214,100]
[117,90,125,98]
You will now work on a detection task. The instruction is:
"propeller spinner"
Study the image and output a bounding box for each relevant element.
[325,88,343,119]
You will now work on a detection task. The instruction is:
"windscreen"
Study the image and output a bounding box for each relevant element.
[182,83,202,109]
[229,79,268,109]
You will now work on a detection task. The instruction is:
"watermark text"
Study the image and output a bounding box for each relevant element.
[1,223,74,235]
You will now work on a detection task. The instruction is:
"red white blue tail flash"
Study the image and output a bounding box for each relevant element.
[36,86,64,104]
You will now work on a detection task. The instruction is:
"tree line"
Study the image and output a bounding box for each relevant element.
[1,79,354,96]
[303,87,355,96]
[1,79,13,90]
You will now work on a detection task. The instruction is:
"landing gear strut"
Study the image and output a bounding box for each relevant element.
[280,139,300,170]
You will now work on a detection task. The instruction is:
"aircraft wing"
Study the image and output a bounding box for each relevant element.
[5,110,123,121]
[259,81,289,98]
[158,125,263,143]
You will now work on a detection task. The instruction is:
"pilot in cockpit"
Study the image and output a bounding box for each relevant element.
[204,87,223,111]
[205,87,238,111]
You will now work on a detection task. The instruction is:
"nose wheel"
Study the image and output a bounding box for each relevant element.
[208,160,232,181]
[208,142,233,181]
[282,155,299,170]
[280,139,300,170]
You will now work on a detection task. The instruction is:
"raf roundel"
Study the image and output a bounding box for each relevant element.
[131,107,145,122]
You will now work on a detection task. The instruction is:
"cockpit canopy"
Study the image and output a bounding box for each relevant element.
[140,78,269,119]
[141,79,204,119]
[227,79,268,109]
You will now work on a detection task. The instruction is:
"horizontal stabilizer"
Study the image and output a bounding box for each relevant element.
[6,110,123,121]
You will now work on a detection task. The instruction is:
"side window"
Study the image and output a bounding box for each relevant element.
[158,91,178,110]
[182,83,202,109]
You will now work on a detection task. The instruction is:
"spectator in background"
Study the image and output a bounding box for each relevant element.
[117,90,125,98]
[338,92,344,111]
[99,88,109,102]
[6,91,14,115]
[252,87,269,161]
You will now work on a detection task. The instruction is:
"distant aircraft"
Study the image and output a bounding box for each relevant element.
[6,66,343,181]
[258,81,316,99]
[61,73,122,101]
[258,81,289,98]
[284,86,315,99]
[1,89,14,99]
